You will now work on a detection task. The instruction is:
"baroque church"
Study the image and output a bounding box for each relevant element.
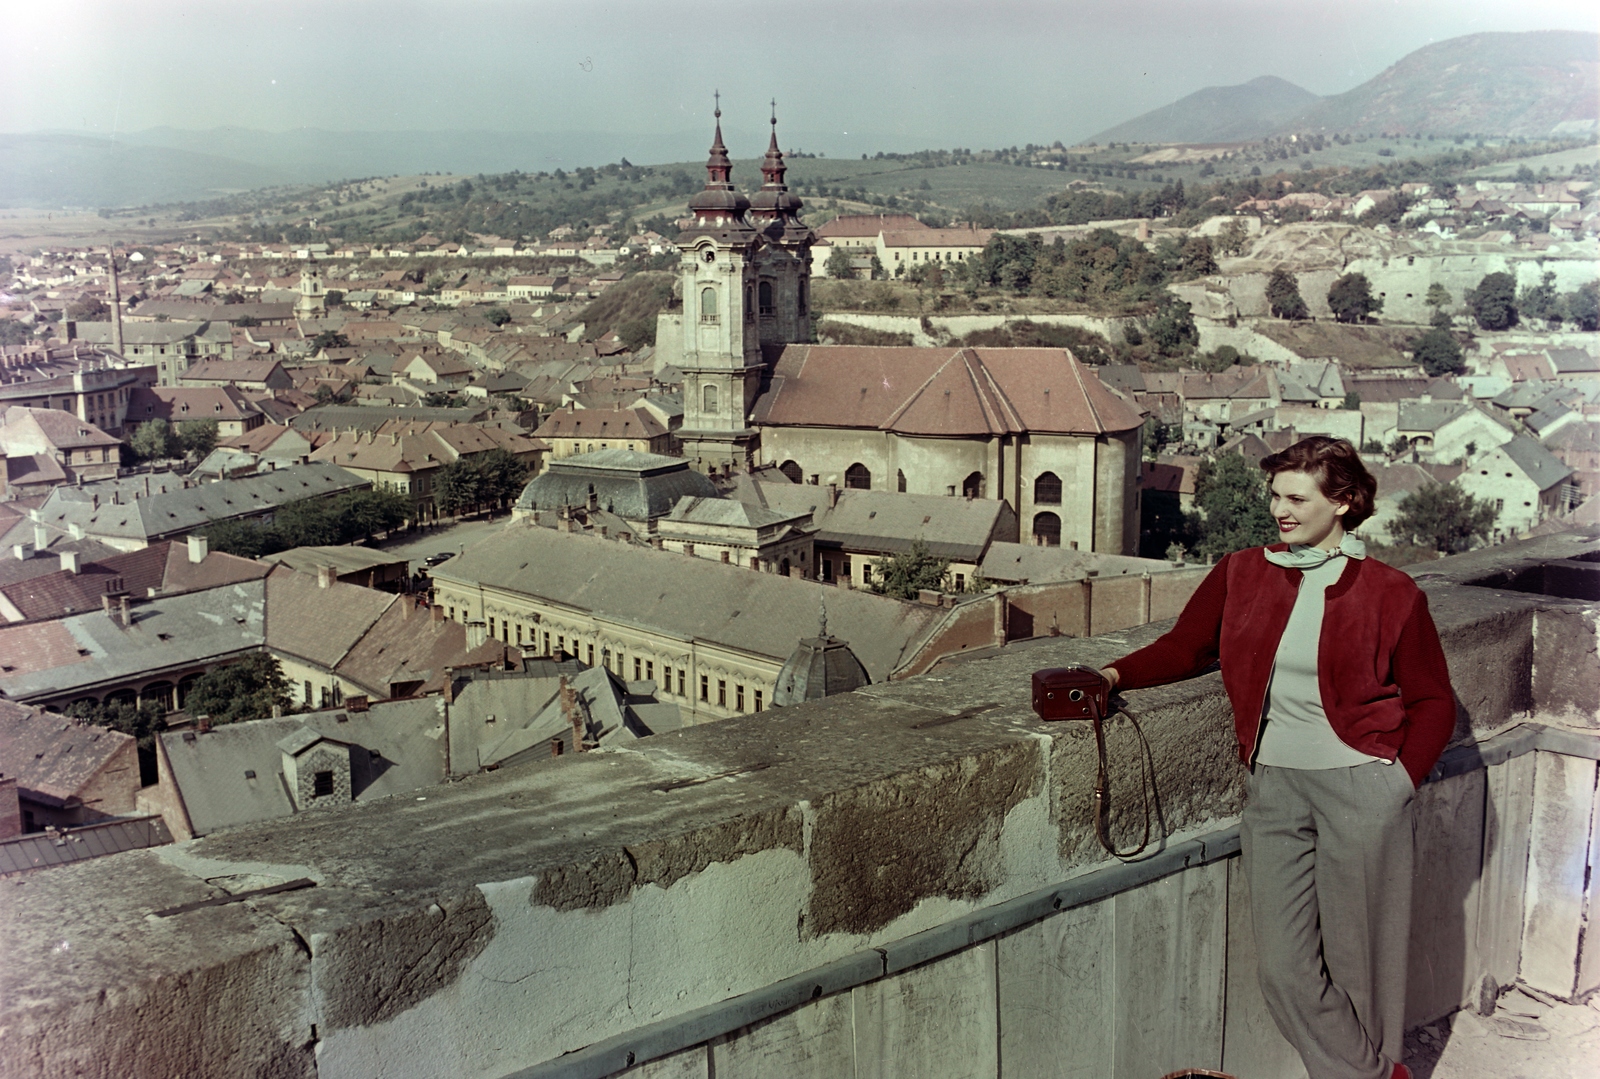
[656,105,1145,555]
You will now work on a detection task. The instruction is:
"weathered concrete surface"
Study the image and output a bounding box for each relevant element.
[2,534,1596,1078]
[1520,751,1599,998]
[0,855,315,1078]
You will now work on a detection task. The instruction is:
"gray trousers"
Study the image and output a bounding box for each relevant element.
[1240,762,1415,1079]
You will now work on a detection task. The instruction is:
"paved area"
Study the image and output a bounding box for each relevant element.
[1403,985,1600,1079]
[370,515,508,577]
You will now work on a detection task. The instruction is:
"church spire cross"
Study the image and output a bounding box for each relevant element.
[705,90,732,185]
[760,99,787,189]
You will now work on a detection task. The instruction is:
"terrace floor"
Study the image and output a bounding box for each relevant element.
[1406,986,1600,1079]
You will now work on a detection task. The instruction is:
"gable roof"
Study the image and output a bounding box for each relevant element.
[752,346,1142,437]
[263,565,395,669]
[432,523,949,681]
[1498,435,1575,491]
[535,406,670,441]
[0,700,136,807]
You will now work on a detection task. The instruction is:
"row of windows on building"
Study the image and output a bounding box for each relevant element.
[773,460,1066,504]
[453,608,769,715]
[890,249,972,262]
[697,280,808,324]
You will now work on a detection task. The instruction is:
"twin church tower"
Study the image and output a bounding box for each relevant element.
[669,99,815,473]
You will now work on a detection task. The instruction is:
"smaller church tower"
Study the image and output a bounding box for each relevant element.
[674,96,764,474]
[748,103,815,347]
[295,258,326,320]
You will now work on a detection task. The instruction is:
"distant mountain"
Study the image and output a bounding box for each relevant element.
[1088,76,1321,145]
[1279,30,1598,138]
[0,133,295,209]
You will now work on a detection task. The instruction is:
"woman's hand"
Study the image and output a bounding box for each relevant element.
[1100,667,1119,690]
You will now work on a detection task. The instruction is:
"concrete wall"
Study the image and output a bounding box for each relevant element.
[2,532,1597,1079]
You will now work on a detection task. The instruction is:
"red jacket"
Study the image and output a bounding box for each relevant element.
[1112,545,1456,787]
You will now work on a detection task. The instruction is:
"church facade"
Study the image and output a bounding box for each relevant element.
[660,105,1144,555]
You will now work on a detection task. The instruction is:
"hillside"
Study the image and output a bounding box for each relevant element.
[1282,30,1599,138]
[0,133,294,208]
[1089,76,1321,145]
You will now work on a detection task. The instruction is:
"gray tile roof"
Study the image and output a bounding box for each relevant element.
[0,581,266,702]
[158,698,449,836]
[1396,400,1469,434]
[34,463,369,544]
[431,523,949,681]
[751,485,1015,562]
[1499,436,1575,491]
[664,496,805,530]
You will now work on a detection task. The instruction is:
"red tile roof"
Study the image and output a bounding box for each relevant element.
[752,346,1143,437]
[816,214,930,239]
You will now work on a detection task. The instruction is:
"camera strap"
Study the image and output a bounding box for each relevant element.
[1086,694,1152,859]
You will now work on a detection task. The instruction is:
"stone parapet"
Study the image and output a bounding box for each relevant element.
[1,531,1596,1078]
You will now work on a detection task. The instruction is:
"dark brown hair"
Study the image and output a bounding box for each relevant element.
[1259,436,1377,530]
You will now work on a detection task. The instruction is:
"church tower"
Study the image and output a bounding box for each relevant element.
[748,103,815,347]
[295,258,326,319]
[674,97,764,474]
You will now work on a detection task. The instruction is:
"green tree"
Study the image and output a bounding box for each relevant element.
[339,487,412,539]
[1412,328,1465,376]
[1328,273,1382,324]
[1216,218,1249,257]
[65,297,110,321]
[1565,281,1600,332]
[1265,268,1309,320]
[1187,453,1277,560]
[1424,283,1453,314]
[825,245,854,280]
[1466,272,1518,330]
[1144,294,1198,356]
[177,419,219,459]
[130,419,178,462]
[310,330,351,351]
[1178,235,1218,278]
[436,456,487,515]
[870,539,951,599]
[483,306,512,326]
[1517,272,1563,328]
[475,449,531,510]
[1387,482,1497,554]
[183,653,292,725]
[1341,391,1362,410]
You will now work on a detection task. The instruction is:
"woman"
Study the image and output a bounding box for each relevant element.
[1101,436,1455,1079]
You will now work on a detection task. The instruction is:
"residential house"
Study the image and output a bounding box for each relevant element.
[126,385,267,438]
[0,701,139,833]
[1543,421,1600,501]
[399,351,474,388]
[748,483,1019,592]
[1352,461,1441,545]
[655,496,817,577]
[0,362,152,434]
[1394,400,1516,464]
[0,407,121,491]
[534,405,675,461]
[260,546,411,592]
[1455,435,1578,539]
[177,358,293,392]
[65,321,232,384]
[876,228,993,273]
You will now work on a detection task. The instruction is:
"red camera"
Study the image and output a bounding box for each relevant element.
[1031,666,1110,722]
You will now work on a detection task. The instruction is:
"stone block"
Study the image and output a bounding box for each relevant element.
[852,942,997,1079]
[1111,859,1227,1078]
[1474,751,1536,987]
[1520,751,1599,998]
[711,989,854,1079]
[1532,606,1600,727]
[996,897,1114,1078]
[1405,768,1486,1027]
[1220,857,1306,1079]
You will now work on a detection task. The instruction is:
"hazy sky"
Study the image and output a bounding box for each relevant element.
[4,0,1595,158]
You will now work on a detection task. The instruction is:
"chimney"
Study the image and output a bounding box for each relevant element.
[431,602,445,623]
[720,550,730,563]
[91,494,99,510]
[317,564,336,589]
[559,676,584,752]
[33,525,48,551]
[441,667,455,704]
[68,523,84,540]
[187,533,208,563]
[59,551,80,574]
[466,620,487,649]
[196,715,212,733]
[826,483,839,509]
[587,489,598,512]
[650,535,663,549]
[12,544,33,560]
[119,594,131,626]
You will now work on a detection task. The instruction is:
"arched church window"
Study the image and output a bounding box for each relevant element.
[758,281,774,316]
[700,286,718,323]
[702,383,719,414]
[746,285,754,320]
[845,463,871,490]
[778,460,803,484]
[1033,512,1062,547]
[1034,471,1063,505]
[962,472,984,499]
[897,469,907,493]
